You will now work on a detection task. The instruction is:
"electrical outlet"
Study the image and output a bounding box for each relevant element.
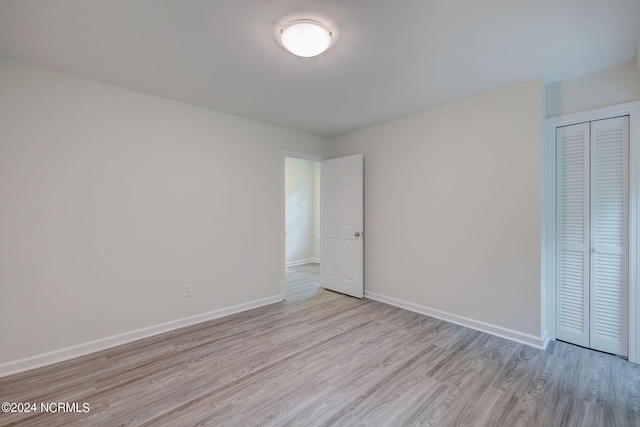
[183,284,192,297]
[410,275,418,287]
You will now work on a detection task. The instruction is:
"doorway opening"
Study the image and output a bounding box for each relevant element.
[544,101,640,365]
[284,155,322,298]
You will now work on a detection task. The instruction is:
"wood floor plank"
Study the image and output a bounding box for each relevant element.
[1,262,639,426]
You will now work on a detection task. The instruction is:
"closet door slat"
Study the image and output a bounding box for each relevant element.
[589,116,629,356]
[556,123,590,347]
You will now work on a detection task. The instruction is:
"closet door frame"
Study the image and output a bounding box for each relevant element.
[544,101,640,364]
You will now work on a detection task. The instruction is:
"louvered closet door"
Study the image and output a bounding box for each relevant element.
[589,116,629,356]
[556,123,591,348]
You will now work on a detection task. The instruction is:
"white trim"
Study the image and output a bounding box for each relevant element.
[630,104,640,364]
[365,291,547,349]
[545,101,640,364]
[541,330,550,350]
[281,153,287,301]
[282,150,326,162]
[0,295,283,378]
[543,119,556,342]
[541,103,554,346]
[285,258,318,267]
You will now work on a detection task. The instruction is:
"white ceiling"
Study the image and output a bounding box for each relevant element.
[0,0,639,137]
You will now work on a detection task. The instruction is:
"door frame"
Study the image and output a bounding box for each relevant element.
[543,101,640,364]
[281,151,326,298]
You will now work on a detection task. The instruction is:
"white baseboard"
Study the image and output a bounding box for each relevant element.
[0,294,283,378]
[364,291,546,349]
[286,259,317,267]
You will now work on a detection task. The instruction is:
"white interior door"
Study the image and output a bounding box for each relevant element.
[556,117,629,356]
[589,116,629,356]
[556,122,591,348]
[321,154,364,298]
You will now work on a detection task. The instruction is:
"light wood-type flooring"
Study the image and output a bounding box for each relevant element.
[1,263,639,426]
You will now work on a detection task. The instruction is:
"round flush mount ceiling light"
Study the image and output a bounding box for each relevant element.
[278,19,334,57]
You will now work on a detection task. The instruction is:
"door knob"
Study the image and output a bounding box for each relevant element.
[354,232,360,237]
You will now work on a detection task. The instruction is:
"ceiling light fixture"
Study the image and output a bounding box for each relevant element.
[278,19,333,58]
